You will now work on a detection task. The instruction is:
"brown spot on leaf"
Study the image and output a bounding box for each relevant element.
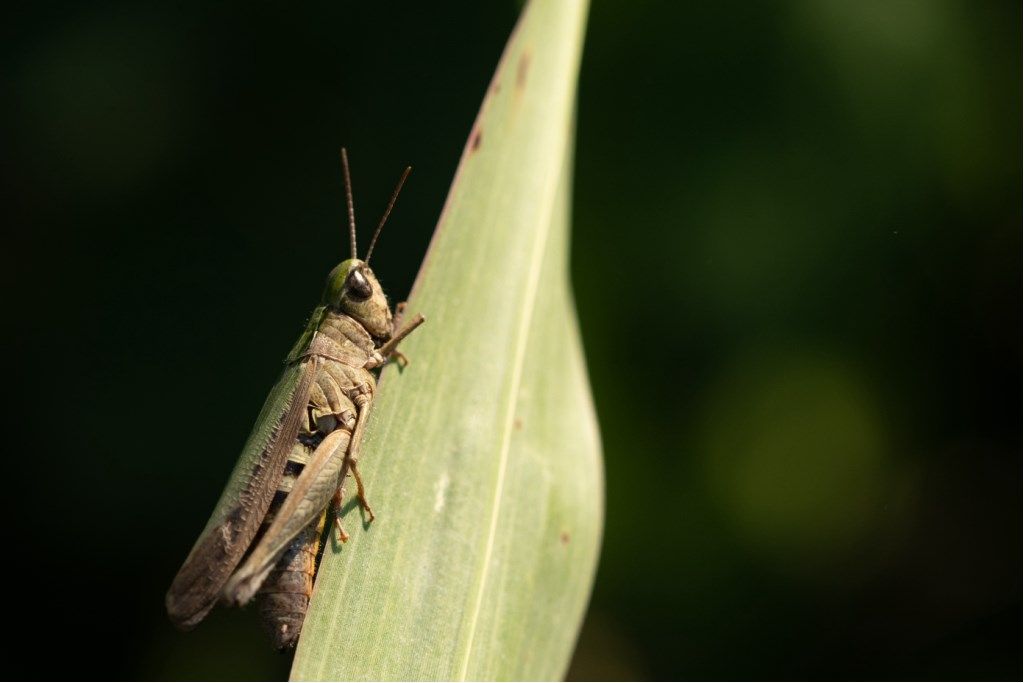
[471,129,483,152]
[516,50,531,91]
[560,531,571,546]
[513,417,523,430]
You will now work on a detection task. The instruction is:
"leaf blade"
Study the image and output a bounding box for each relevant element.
[291,1,599,679]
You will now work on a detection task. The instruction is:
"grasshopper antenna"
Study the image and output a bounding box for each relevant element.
[365,165,412,265]
[340,147,357,260]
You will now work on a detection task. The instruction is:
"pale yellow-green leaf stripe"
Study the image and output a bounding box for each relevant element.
[290,0,600,679]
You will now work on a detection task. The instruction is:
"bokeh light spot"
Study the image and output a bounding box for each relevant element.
[703,349,890,569]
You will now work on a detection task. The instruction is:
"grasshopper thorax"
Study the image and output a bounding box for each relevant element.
[323,258,392,341]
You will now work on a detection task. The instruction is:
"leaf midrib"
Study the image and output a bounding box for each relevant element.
[454,145,568,682]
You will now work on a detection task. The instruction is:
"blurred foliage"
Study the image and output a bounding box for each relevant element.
[3,0,1018,680]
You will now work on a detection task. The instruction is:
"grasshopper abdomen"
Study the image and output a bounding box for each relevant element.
[256,512,327,650]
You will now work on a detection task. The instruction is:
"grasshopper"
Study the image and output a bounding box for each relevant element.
[166,149,425,649]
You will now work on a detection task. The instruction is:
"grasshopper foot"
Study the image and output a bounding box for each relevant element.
[350,460,376,523]
[331,487,350,542]
[334,518,350,543]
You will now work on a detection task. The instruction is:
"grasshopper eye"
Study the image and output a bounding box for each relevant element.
[346,269,372,300]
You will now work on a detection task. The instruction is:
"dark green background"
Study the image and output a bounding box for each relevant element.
[5,1,1019,679]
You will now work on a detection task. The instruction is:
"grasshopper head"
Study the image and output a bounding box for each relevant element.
[324,148,413,342]
[323,259,393,340]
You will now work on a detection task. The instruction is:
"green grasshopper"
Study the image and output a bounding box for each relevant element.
[166,149,425,649]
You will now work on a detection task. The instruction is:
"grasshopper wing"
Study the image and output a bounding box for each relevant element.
[166,357,320,630]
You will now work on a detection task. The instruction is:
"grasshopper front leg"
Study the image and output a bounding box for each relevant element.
[365,313,426,370]
[388,301,410,367]
[392,301,408,330]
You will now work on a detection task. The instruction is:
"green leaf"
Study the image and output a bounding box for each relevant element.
[290,0,600,680]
